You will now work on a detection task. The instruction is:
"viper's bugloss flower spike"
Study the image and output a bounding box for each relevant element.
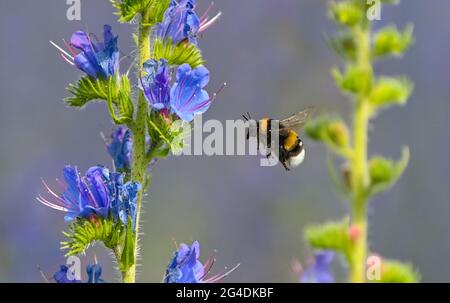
[51,25,119,79]
[165,241,239,283]
[300,251,335,283]
[106,127,133,171]
[141,59,171,110]
[157,0,221,45]
[37,165,141,229]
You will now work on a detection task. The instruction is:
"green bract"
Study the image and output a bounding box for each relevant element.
[373,25,414,58]
[305,115,351,157]
[61,218,124,256]
[65,76,134,125]
[368,146,410,198]
[153,38,205,68]
[305,218,353,260]
[370,77,413,108]
[110,0,171,24]
[329,1,363,27]
[332,66,372,95]
[378,259,421,283]
[327,33,357,61]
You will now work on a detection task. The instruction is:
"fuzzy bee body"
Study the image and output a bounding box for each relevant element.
[244,108,314,171]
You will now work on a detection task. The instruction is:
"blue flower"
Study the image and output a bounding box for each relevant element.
[170,64,211,122]
[114,181,141,230]
[141,59,171,110]
[165,241,239,283]
[300,251,335,283]
[157,0,200,45]
[53,265,82,283]
[157,1,222,46]
[106,127,132,171]
[38,165,140,227]
[53,263,106,283]
[86,264,106,283]
[69,25,119,78]
[140,63,217,122]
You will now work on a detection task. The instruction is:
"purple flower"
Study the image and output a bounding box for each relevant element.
[37,165,140,227]
[141,59,171,110]
[170,64,212,122]
[106,127,132,171]
[165,241,239,283]
[115,181,140,231]
[157,1,222,45]
[300,251,335,283]
[157,0,200,45]
[53,265,82,283]
[86,264,106,283]
[140,63,222,122]
[50,25,119,79]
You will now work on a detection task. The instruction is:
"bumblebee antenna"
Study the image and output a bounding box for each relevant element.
[242,112,252,121]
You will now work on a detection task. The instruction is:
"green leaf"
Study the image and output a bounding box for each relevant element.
[373,25,414,59]
[369,77,413,108]
[61,218,124,256]
[120,219,136,272]
[110,0,170,24]
[368,146,410,197]
[153,38,205,68]
[378,259,420,283]
[66,75,134,125]
[65,76,109,107]
[106,76,134,124]
[304,218,352,260]
[147,111,190,157]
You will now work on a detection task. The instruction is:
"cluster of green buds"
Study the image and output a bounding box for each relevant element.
[303,0,419,282]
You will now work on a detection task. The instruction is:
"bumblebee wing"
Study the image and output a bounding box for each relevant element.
[279,106,316,130]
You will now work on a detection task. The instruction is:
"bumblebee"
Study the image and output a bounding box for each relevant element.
[243,107,315,171]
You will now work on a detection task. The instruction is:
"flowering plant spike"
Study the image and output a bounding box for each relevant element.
[42,0,222,283]
[303,0,419,283]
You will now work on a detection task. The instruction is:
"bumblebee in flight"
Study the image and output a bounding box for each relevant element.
[243,107,315,171]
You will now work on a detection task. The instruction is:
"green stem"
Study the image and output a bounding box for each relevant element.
[121,15,151,284]
[349,25,372,283]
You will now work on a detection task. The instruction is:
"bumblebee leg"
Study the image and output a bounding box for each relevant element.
[281,161,290,171]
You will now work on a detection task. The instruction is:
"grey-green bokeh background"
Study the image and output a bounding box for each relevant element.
[1,0,449,282]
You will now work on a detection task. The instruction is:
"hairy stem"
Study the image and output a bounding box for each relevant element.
[122,15,151,284]
[349,25,371,283]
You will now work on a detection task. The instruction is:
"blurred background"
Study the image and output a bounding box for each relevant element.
[0,0,449,282]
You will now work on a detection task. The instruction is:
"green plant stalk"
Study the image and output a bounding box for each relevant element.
[349,25,372,283]
[122,14,151,283]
